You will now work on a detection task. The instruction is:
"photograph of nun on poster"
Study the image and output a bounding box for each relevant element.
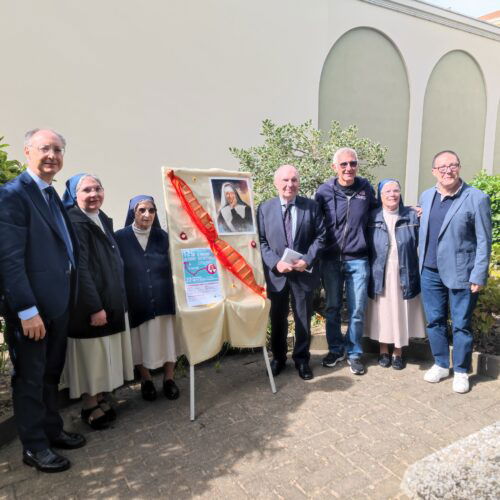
[210,178,256,235]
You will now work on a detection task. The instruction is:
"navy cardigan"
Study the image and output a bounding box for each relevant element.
[114,225,175,329]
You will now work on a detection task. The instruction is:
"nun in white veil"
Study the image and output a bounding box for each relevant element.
[216,182,254,233]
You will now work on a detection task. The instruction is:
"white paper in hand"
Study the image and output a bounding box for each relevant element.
[281,248,312,273]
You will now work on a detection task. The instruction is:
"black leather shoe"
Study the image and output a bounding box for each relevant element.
[378,353,391,368]
[392,356,405,370]
[141,379,157,401]
[50,430,86,450]
[163,379,180,400]
[270,359,286,376]
[23,448,70,473]
[296,362,314,380]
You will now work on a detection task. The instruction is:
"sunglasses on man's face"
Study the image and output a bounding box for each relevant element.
[338,161,358,169]
[137,208,156,214]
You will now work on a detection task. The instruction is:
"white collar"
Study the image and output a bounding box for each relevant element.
[435,180,463,201]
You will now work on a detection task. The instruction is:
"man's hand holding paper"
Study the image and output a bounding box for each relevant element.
[281,248,311,273]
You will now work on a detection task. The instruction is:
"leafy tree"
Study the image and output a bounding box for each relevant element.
[468,171,500,354]
[472,243,500,355]
[230,119,387,205]
[0,137,25,186]
[469,170,499,245]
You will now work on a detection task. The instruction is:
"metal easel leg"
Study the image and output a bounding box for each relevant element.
[190,364,195,421]
[262,347,277,394]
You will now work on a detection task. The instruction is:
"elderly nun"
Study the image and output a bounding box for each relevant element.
[216,182,254,233]
[364,178,426,370]
[62,173,133,430]
[114,195,179,402]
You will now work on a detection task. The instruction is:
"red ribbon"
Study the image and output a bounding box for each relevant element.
[167,170,266,299]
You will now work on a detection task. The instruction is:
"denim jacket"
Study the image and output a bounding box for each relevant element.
[367,206,420,300]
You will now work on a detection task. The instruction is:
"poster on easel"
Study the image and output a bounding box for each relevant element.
[162,168,270,366]
[182,247,222,307]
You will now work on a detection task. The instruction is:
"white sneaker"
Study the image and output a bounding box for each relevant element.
[453,372,470,393]
[424,364,450,383]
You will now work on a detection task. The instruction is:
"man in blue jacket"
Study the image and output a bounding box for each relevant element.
[419,150,491,393]
[0,129,85,472]
[315,148,377,375]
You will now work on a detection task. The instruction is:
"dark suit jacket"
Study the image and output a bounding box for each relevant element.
[0,170,78,320]
[257,196,325,293]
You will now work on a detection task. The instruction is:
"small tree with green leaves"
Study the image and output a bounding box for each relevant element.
[469,169,499,245]
[469,170,500,354]
[0,137,24,186]
[230,119,387,322]
[229,119,387,205]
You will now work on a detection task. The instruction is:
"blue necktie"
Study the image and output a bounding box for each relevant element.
[45,186,75,267]
[283,202,294,248]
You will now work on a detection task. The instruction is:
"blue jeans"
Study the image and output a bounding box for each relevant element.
[421,267,478,373]
[321,258,369,360]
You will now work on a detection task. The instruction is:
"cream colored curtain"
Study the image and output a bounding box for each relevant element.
[162,168,270,365]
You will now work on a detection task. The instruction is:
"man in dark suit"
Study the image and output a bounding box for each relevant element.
[0,129,86,472]
[258,165,325,380]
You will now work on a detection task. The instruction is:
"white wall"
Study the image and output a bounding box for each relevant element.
[1,0,499,219]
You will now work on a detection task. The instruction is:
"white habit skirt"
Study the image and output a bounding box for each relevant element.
[130,315,177,369]
[65,315,134,399]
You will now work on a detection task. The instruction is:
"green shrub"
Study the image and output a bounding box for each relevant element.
[472,243,500,354]
[0,137,25,185]
[230,119,386,205]
[469,170,499,245]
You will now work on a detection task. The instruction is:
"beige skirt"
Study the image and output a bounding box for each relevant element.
[130,315,177,369]
[65,315,134,399]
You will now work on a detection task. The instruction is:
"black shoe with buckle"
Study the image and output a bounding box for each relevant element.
[23,448,70,473]
[50,430,86,450]
[163,379,180,400]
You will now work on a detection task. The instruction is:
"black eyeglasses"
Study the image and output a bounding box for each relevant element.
[338,161,358,169]
[137,208,156,214]
[433,163,460,173]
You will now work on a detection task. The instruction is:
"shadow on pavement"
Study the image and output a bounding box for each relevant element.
[0,352,354,498]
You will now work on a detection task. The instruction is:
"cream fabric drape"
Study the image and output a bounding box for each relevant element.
[162,167,270,365]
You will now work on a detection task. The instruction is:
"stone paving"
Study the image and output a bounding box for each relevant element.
[0,351,499,499]
[402,421,499,499]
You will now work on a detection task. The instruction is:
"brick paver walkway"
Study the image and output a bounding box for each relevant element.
[0,352,499,499]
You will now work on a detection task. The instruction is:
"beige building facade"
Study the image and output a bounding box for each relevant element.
[1,0,499,221]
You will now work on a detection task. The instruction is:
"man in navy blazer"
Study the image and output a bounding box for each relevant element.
[258,165,325,380]
[419,150,492,394]
[0,129,85,472]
